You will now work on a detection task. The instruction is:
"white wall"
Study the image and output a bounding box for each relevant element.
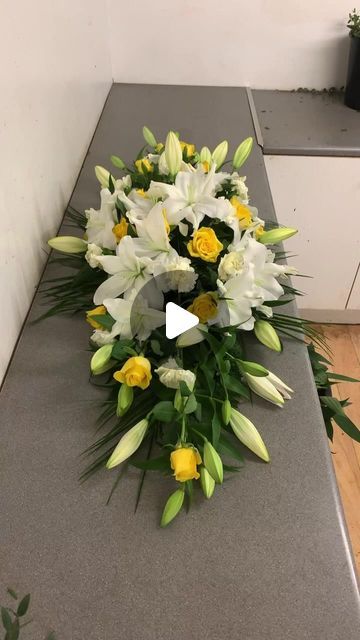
[108,0,351,89]
[0,2,112,383]
[265,155,360,322]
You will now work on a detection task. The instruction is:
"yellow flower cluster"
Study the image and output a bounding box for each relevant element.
[170,447,202,482]
[188,292,218,323]
[187,227,223,263]
[114,356,152,390]
[112,217,129,243]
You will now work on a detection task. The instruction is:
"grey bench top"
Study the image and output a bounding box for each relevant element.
[1,84,359,639]
[252,89,360,156]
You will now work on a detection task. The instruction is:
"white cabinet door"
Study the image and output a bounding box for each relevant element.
[264,155,360,318]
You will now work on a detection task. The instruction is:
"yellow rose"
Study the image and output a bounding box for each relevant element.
[135,158,153,174]
[86,305,107,330]
[112,217,129,243]
[180,141,196,156]
[170,447,202,482]
[187,227,223,263]
[113,356,152,390]
[188,293,218,323]
[230,196,252,229]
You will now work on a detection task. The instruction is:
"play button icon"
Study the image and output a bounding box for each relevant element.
[165,302,199,339]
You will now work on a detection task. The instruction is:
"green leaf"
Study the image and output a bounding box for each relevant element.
[6,589,18,600]
[131,455,170,471]
[184,393,197,415]
[150,339,163,356]
[211,403,221,447]
[328,373,359,383]
[218,433,244,463]
[45,633,57,640]
[1,608,12,631]
[223,375,250,399]
[320,396,345,416]
[17,593,30,617]
[111,340,136,360]
[179,381,192,397]
[200,363,215,394]
[333,414,360,443]
[324,418,334,441]
[152,401,177,422]
[90,314,115,331]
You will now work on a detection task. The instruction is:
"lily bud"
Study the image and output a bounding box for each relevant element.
[48,236,87,254]
[245,373,284,407]
[203,441,223,484]
[165,131,182,176]
[212,140,228,168]
[222,399,232,425]
[233,137,253,169]
[142,126,157,147]
[110,155,126,169]
[267,372,294,400]
[176,324,207,347]
[230,408,270,462]
[239,360,269,377]
[254,320,282,352]
[200,467,215,499]
[90,344,113,375]
[173,388,183,412]
[117,384,134,417]
[95,165,113,188]
[106,418,149,469]
[200,146,212,164]
[258,227,297,245]
[160,488,185,527]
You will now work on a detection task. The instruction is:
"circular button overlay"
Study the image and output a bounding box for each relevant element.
[129,271,230,341]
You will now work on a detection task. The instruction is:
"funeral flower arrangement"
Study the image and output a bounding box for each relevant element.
[45,128,359,526]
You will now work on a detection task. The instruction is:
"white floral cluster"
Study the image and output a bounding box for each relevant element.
[82,133,296,347]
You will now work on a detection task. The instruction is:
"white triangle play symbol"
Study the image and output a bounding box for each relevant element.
[165,302,199,339]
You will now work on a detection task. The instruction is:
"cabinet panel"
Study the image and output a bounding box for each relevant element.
[264,156,360,311]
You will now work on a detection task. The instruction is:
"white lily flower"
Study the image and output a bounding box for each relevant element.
[85,189,118,251]
[93,236,153,304]
[117,188,154,224]
[230,235,286,303]
[104,293,165,342]
[155,357,196,390]
[132,202,170,258]
[149,164,233,230]
[152,249,198,293]
[213,274,260,331]
[85,243,103,268]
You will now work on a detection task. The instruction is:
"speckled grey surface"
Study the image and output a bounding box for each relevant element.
[253,89,360,156]
[1,85,359,639]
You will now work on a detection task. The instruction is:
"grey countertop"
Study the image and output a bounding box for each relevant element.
[252,89,360,156]
[1,84,359,639]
